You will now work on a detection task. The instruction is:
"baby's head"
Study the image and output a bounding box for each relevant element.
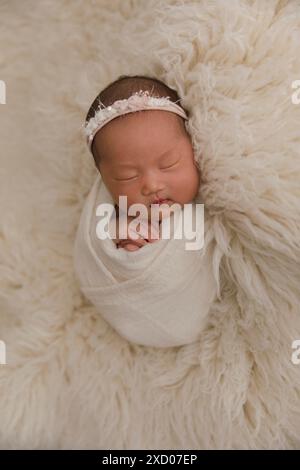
[85,75,200,218]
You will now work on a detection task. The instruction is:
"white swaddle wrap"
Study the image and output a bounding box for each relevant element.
[73,173,217,348]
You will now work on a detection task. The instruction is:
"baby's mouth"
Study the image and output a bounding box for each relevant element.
[150,199,172,206]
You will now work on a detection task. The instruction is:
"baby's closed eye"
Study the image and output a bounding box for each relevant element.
[113,156,181,182]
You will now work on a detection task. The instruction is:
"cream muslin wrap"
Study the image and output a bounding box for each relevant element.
[73,173,217,348]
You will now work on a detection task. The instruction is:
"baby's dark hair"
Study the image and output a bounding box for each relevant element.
[85,74,190,168]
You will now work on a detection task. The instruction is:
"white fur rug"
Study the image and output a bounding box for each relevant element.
[0,0,300,449]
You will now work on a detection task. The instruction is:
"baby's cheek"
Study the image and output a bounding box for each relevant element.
[185,167,200,197]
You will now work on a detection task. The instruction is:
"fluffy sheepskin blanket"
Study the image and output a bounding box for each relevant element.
[0,0,299,449]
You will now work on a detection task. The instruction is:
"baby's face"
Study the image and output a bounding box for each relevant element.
[93,110,200,219]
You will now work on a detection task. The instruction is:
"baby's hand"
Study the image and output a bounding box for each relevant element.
[110,214,160,251]
[117,239,147,251]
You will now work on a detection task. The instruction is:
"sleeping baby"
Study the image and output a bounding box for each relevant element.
[84,74,201,251]
[73,73,217,348]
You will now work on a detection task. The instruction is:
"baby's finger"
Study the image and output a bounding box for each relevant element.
[122,243,141,251]
[131,237,148,247]
[119,237,147,248]
[144,222,160,243]
[127,224,148,241]
[133,220,160,241]
[147,237,159,243]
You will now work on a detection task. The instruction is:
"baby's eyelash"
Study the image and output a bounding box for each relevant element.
[115,176,137,182]
[115,159,180,181]
[160,159,180,170]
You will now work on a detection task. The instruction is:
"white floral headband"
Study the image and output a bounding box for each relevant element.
[83,89,188,154]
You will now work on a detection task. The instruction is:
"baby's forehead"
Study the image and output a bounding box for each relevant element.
[122,112,186,143]
[94,110,187,162]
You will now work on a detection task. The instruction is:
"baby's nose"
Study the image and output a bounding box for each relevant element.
[141,174,164,196]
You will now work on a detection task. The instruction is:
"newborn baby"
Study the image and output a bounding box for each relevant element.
[74,76,217,348]
[90,97,200,251]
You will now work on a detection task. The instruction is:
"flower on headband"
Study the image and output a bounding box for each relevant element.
[83,90,185,142]
[117,100,129,111]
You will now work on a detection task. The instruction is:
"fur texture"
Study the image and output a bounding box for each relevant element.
[0,0,299,449]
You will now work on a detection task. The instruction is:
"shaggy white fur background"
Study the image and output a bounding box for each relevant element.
[0,0,300,449]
